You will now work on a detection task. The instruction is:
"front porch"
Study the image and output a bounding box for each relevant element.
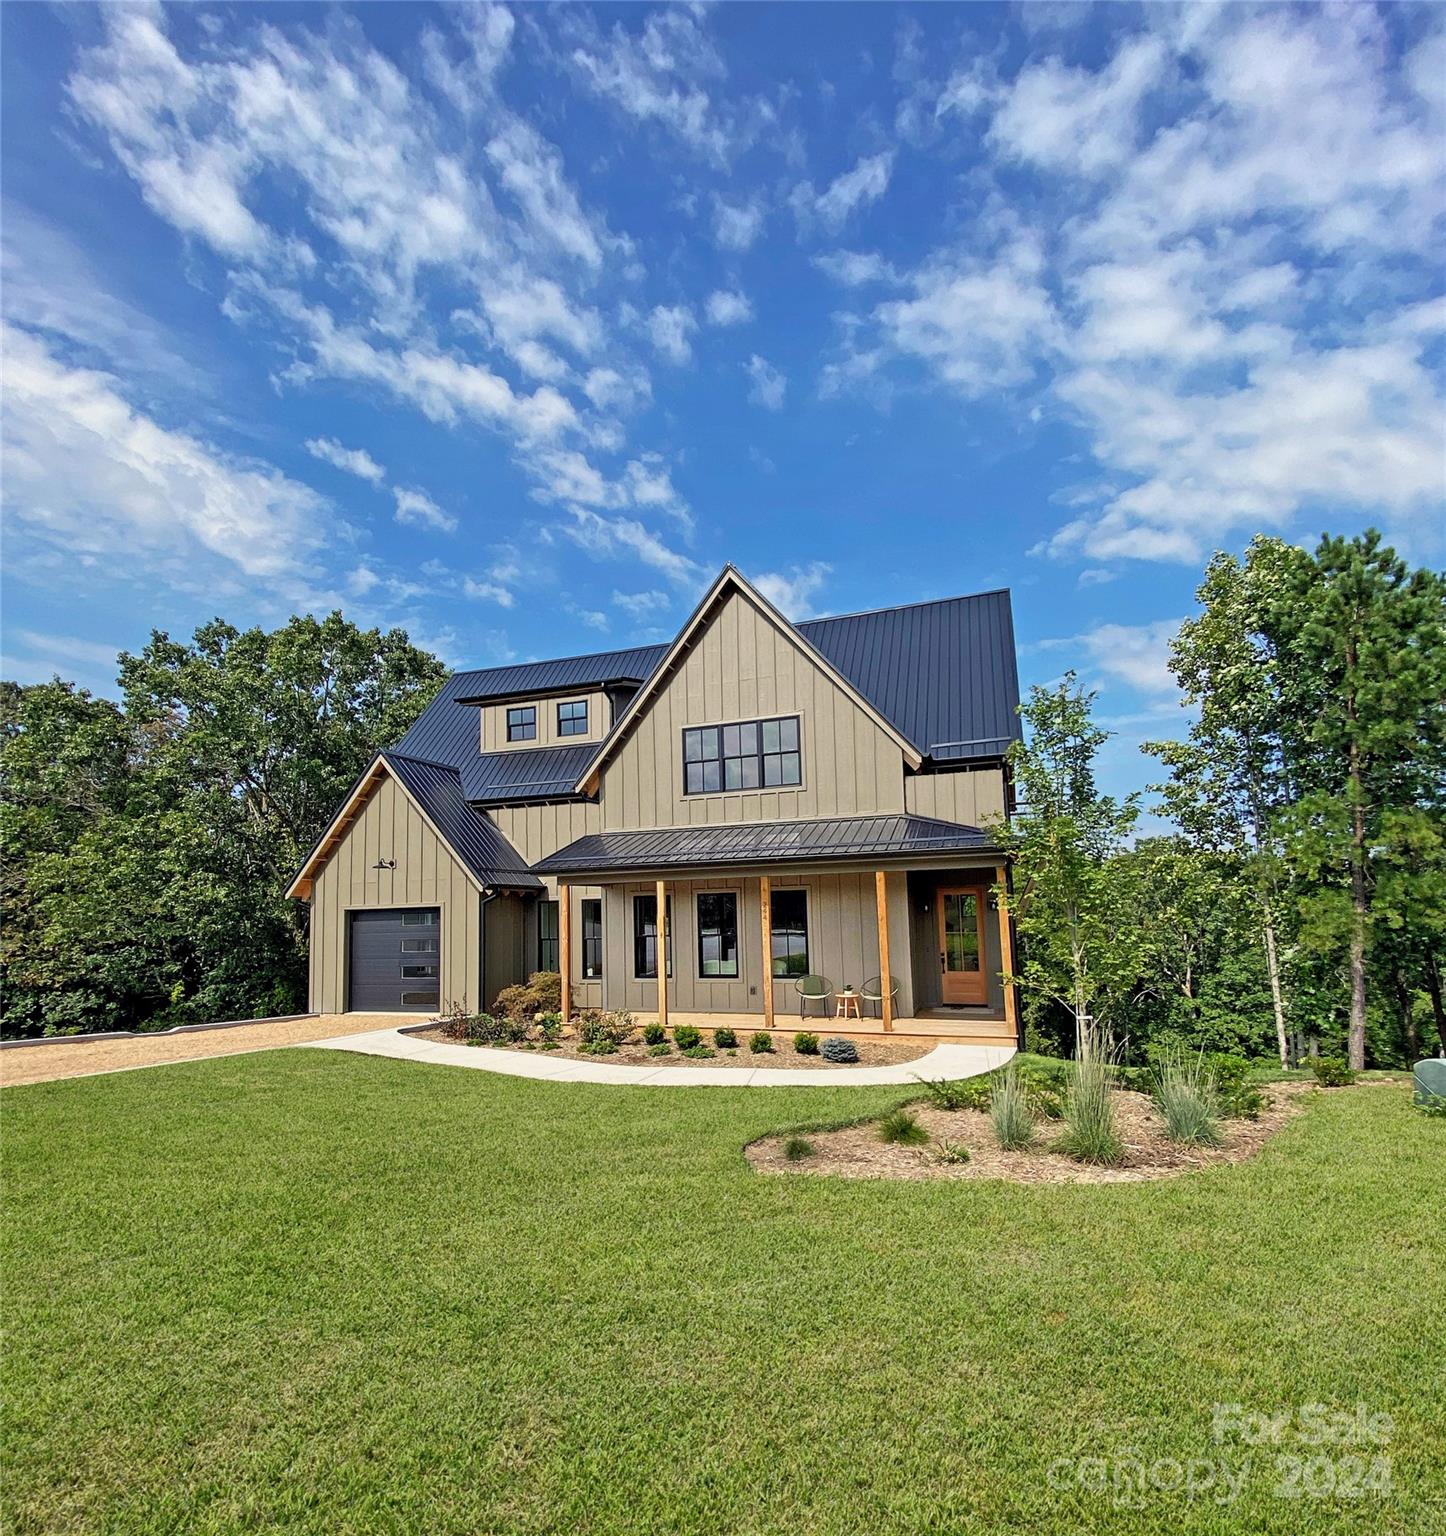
[610,1009,1017,1048]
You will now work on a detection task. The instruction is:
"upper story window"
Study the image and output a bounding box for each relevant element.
[682,715,801,795]
[557,699,589,737]
[507,706,536,742]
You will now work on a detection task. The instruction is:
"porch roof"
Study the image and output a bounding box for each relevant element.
[532,813,997,877]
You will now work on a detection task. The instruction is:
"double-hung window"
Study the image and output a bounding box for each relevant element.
[507,706,536,742]
[557,699,588,737]
[581,899,603,979]
[538,900,559,971]
[633,894,673,979]
[770,889,809,978]
[696,892,739,978]
[683,715,801,795]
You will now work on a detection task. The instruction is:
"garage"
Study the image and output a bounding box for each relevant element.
[349,908,440,1012]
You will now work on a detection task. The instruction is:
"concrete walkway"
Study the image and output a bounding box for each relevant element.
[305,1027,1015,1086]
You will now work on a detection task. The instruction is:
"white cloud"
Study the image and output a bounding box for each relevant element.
[3,324,332,599]
[794,151,894,232]
[612,588,672,621]
[751,561,831,620]
[705,289,753,326]
[463,576,515,607]
[305,437,386,485]
[646,304,697,364]
[347,565,381,596]
[563,509,701,585]
[1075,619,1184,697]
[812,250,895,286]
[744,354,787,410]
[393,486,458,534]
[712,195,765,250]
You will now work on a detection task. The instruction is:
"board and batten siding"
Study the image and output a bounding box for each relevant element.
[600,871,912,1019]
[599,589,906,831]
[481,689,609,752]
[904,766,1008,827]
[308,772,482,1014]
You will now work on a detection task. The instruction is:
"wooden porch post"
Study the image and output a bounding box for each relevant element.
[995,864,1017,1034]
[558,881,572,1024]
[655,878,668,1028]
[759,875,774,1031]
[874,870,893,1032]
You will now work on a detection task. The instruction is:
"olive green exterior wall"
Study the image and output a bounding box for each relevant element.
[481,689,608,752]
[904,766,1008,826]
[598,589,905,831]
[308,773,483,1014]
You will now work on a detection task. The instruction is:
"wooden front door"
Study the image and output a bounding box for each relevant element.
[937,887,988,1006]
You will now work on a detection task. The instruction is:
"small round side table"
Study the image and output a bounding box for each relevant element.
[835,989,861,1020]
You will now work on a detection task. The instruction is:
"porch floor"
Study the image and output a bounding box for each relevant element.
[620,1010,1016,1046]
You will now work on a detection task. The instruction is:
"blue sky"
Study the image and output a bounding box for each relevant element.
[2,2,1442,801]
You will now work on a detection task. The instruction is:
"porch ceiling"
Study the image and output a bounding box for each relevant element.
[532,812,998,879]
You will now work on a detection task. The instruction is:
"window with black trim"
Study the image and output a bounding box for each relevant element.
[683,715,801,794]
[697,892,739,978]
[770,889,809,978]
[507,705,537,742]
[538,900,559,971]
[633,894,673,979]
[581,899,603,979]
[557,699,588,737]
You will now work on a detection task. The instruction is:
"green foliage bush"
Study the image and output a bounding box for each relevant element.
[1416,1093,1446,1119]
[535,1012,563,1044]
[820,1036,858,1064]
[494,972,562,1024]
[1311,1055,1356,1087]
[990,1064,1035,1150]
[642,1022,666,1046]
[924,1077,992,1112]
[713,1027,737,1049]
[465,1013,528,1046]
[793,1032,819,1055]
[783,1136,815,1161]
[749,1031,774,1054]
[1056,1057,1124,1165]
[680,1044,716,1059]
[877,1110,929,1146]
[1203,1053,1264,1118]
[647,1042,671,1057]
[673,1025,701,1050]
[935,1140,972,1164]
[575,1009,635,1049]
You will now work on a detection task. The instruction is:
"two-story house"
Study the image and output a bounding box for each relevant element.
[287,567,1022,1043]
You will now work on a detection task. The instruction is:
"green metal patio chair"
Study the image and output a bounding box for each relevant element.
[794,974,833,1019]
[860,974,899,1020]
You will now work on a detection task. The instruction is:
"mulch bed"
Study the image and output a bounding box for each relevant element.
[411,1027,933,1069]
[748,1082,1320,1184]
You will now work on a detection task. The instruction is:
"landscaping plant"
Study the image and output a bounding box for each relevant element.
[820,1037,859,1064]
[534,1012,563,1045]
[749,1031,773,1054]
[783,1136,815,1161]
[877,1110,930,1147]
[923,1077,992,1112]
[576,1010,634,1051]
[1152,1052,1224,1147]
[673,1025,702,1051]
[989,1064,1035,1150]
[793,1032,819,1055]
[646,1042,671,1058]
[680,1044,716,1059]
[1056,1054,1124,1165]
[934,1140,972,1165]
[713,1027,737,1049]
[642,1022,666,1046]
[1310,1055,1356,1087]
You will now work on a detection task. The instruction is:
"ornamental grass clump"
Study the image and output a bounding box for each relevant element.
[1056,1054,1124,1166]
[989,1064,1035,1150]
[877,1110,929,1147]
[1153,1052,1224,1147]
[783,1137,815,1161]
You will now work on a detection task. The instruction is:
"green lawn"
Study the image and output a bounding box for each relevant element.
[3,1053,1441,1535]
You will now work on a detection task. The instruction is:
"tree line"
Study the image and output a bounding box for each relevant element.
[3,530,1441,1062]
[1002,531,1445,1070]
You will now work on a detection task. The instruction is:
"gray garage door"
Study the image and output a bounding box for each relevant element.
[349,909,440,1012]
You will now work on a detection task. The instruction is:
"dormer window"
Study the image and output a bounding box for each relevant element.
[557,699,588,737]
[682,715,801,794]
[507,706,536,742]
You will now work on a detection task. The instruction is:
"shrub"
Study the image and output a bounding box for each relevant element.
[458,1012,528,1046]
[749,1031,774,1054]
[820,1036,859,1064]
[575,1009,634,1049]
[794,1032,820,1055]
[990,1064,1035,1150]
[578,1039,619,1055]
[1152,1053,1224,1147]
[713,1027,738,1049]
[783,1136,815,1161]
[492,971,562,1022]
[877,1109,929,1146]
[643,1022,666,1046]
[647,1041,671,1057]
[1311,1055,1355,1087]
[1056,1056,1124,1165]
[1417,1092,1446,1119]
[681,1043,716,1059]
[674,1025,702,1050]
[436,1001,471,1041]
[535,1012,563,1044]
[924,1076,992,1112]
[1017,1057,1070,1119]
[935,1140,972,1164]
[1204,1053,1264,1118]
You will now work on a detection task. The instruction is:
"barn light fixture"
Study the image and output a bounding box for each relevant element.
[373,858,396,871]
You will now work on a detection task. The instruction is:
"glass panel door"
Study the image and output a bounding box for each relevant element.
[937,887,988,1005]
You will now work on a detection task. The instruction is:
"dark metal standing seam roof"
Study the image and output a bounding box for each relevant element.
[464,743,603,803]
[533,813,997,875]
[383,751,542,889]
[797,589,1022,762]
